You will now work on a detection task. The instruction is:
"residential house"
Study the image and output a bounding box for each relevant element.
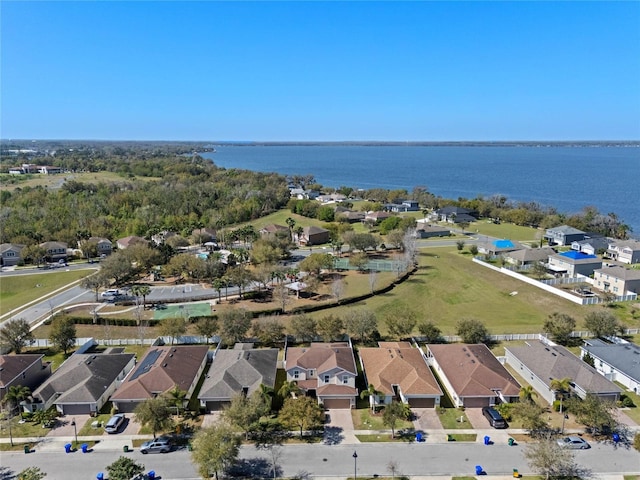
[606,239,640,264]
[299,226,330,246]
[571,236,613,256]
[284,342,358,409]
[0,243,25,267]
[386,200,420,213]
[547,251,602,277]
[317,193,347,204]
[435,206,477,224]
[151,230,178,246]
[290,188,320,200]
[110,346,208,413]
[359,342,443,409]
[364,211,393,224]
[414,224,451,239]
[503,247,554,267]
[0,355,51,404]
[581,339,640,394]
[192,228,217,243]
[593,266,640,295]
[37,166,63,175]
[259,224,290,236]
[505,340,621,404]
[478,239,523,256]
[425,344,520,407]
[31,352,135,415]
[543,225,587,246]
[198,344,278,411]
[116,235,148,250]
[78,237,113,258]
[336,209,366,223]
[39,241,68,262]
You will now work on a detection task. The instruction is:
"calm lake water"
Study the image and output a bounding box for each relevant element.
[200,145,640,234]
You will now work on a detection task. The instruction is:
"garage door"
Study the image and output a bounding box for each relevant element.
[60,404,92,415]
[463,397,489,408]
[206,401,229,412]
[322,398,351,409]
[408,397,435,408]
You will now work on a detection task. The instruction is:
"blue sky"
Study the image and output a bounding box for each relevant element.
[2,1,639,141]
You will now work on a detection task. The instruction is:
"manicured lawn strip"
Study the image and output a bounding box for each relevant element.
[354,434,408,442]
[468,221,540,242]
[0,442,34,451]
[436,408,471,430]
[0,270,93,316]
[447,433,477,442]
[614,382,640,424]
[351,408,413,431]
[0,416,51,439]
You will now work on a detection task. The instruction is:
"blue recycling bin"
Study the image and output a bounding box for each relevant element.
[613,433,620,443]
[484,435,490,445]
[147,471,156,480]
[64,443,72,453]
[81,443,89,453]
[475,465,483,475]
[97,474,104,480]
[416,432,423,442]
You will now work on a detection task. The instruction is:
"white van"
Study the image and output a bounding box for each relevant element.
[101,289,120,298]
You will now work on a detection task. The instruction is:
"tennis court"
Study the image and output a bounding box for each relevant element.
[153,302,212,320]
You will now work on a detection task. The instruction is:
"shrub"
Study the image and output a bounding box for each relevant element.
[620,395,635,408]
[634,433,640,452]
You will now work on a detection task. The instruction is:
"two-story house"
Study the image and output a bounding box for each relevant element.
[547,251,602,277]
[593,266,640,295]
[39,241,68,263]
[543,225,587,246]
[284,342,358,409]
[0,243,25,267]
[606,239,640,264]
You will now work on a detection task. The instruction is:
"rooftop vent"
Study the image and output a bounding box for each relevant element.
[163,363,168,367]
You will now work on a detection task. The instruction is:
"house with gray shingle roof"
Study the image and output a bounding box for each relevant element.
[359,342,443,409]
[543,225,587,246]
[504,247,554,266]
[198,344,278,412]
[581,339,640,394]
[31,353,135,415]
[425,344,520,408]
[0,354,51,403]
[505,340,621,404]
[0,244,25,267]
[284,342,357,409]
[593,265,640,294]
[571,236,613,256]
[606,239,640,264]
[111,346,208,413]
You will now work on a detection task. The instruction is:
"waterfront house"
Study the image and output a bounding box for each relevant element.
[435,206,477,224]
[570,236,613,256]
[606,239,640,264]
[543,225,587,246]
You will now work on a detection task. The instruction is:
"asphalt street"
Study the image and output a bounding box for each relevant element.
[1,441,638,480]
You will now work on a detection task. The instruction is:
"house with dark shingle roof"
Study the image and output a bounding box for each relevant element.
[0,243,25,266]
[359,342,443,409]
[543,225,587,246]
[426,344,520,408]
[571,236,613,256]
[435,206,477,224]
[111,346,208,413]
[414,224,451,239]
[581,339,640,394]
[299,226,330,246]
[284,342,357,409]
[39,241,68,262]
[505,340,621,404]
[198,344,278,411]
[31,353,135,415]
[0,354,51,403]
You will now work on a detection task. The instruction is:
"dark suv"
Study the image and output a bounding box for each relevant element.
[482,406,507,428]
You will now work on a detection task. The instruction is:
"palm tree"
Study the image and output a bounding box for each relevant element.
[550,377,572,432]
[519,385,537,404]
[258,384,274,408]
[3,385,31,415]
[166,384,187,415]
[278,380,301,400]
[286,217,296,241]
[360,384,381,412]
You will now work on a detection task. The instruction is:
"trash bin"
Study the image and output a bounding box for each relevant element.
[147,471,156,480]
[613,433,620,443]
[123,445,129,452]
[97,473,104,480]
[65,443,72,453]
[447,434,453,441]
[475,465,483,475]
[508,437,515,446]
[484,435,490,445]
[416,432,423,442]
[24,445,30,454]
[513,468,520,478]
[81,443,89,453]
[187,443,193,451]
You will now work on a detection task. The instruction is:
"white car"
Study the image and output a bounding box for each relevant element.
[104,413,125,434]
[101,289,121,298]
[556,436,590,449]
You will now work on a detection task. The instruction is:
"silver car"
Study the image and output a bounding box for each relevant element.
[556,436,590,449]
[139,436,172,454]
[104,413,125,434]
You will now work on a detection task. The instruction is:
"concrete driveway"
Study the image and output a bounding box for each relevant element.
[464,407,490,429]
[324,409,358,445]
[46,414,92,438]
[412,408,443,430]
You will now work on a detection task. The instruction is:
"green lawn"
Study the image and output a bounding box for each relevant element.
[0,269,94,316]
[351,408,413,431]
[153,302,213,320]
[437,408,471,429]
[447,433,477,442]
[468,221,541,242]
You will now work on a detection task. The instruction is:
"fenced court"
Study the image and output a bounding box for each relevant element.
[333,258,409,272]
[153,302,212,320]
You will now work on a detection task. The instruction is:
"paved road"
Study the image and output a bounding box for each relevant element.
[1,440,637,480]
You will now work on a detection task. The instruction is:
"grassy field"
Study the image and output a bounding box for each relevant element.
[0,171,157,192]
[0,269,94,316]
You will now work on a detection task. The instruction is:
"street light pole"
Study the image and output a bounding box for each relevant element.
[71,418,77,444]
[352,451,358,480]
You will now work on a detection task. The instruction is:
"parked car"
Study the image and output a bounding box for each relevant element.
[556,436,590,449]
[104,413,126,434]
[101,289,121,298]
[482,406,507,429]
[140,436,172,454]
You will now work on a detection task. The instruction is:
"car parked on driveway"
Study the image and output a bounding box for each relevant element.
[105,413,126,434]
[140,436,172,454]
[556,436,590,449]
